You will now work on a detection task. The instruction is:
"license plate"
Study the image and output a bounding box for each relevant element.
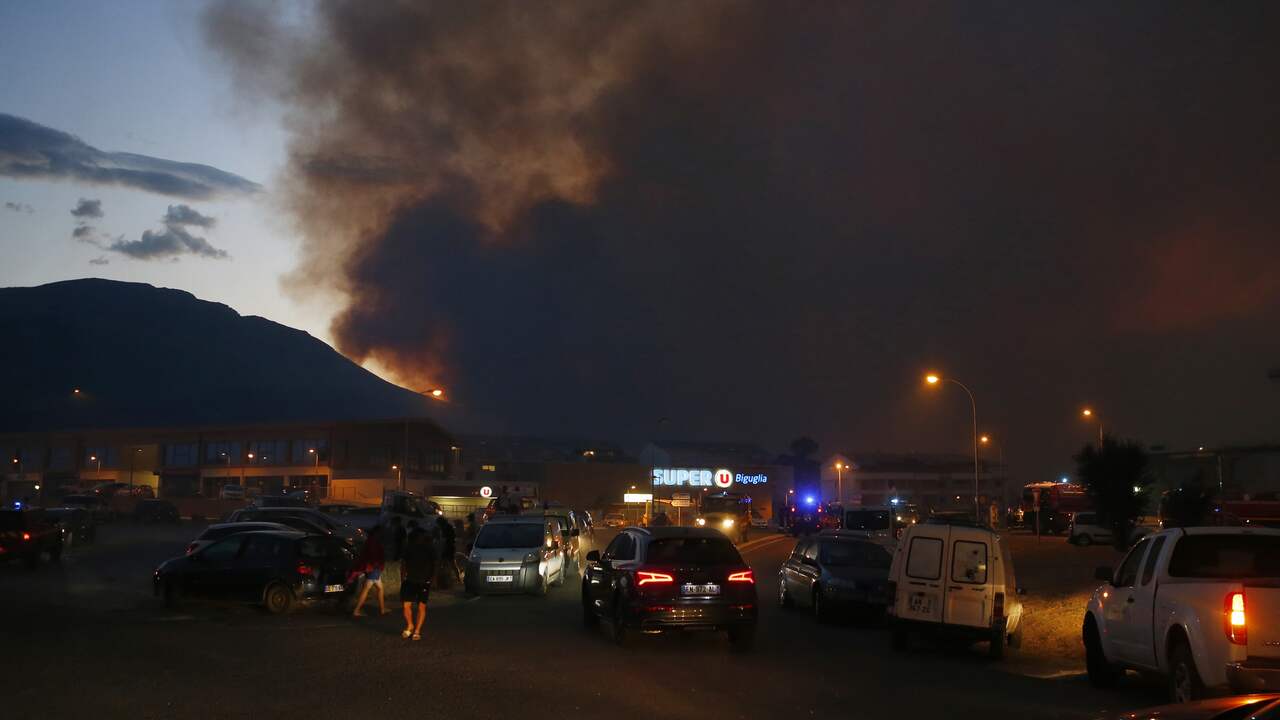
[486,575,514,583]
[323,584,345,593]
[682,583,720,595]
[908,592,934,613]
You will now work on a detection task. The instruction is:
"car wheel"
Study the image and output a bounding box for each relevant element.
[1008,621,1024,650]
[533,571,548,596]
[813,586,831,623]
[1169,640,1205,703]
[891,621,909,651]
[611,600,628,647]
[728,626,756,653]
[988,621,1007,660]
[778,578,794,609]
[1084,621,1121,688]
[1075,534,1092,546]
[582,590,599,630]
[263,582,294,615]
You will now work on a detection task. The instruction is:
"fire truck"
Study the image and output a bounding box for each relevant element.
[1021,481,1091,534]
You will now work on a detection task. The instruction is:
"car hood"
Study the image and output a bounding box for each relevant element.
[1105,695,1280,720]
[472,547,539,562]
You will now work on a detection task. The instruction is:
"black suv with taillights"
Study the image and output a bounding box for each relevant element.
[582,527,758,651]
[0,508,64,568]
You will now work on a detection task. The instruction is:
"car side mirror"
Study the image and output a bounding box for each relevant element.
[586,550,600,563]
[1094,566,1113,583]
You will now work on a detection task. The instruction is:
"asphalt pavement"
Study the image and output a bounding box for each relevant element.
[0,523,1165,719]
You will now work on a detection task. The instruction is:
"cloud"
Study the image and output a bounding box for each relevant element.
[4,201,33,213]
[162,204,216,228]
[71,225,96,241]
[103,205,228,261]
[70,198,102,218]
[88,256,109,266]
[0,113,262,199]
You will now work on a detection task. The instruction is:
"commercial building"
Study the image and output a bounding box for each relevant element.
[639,440,793,522]
[0,417,455,506]
[821,452,1005,514]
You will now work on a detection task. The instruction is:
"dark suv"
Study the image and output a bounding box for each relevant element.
[0,508,64,567]
[582,527,758,651]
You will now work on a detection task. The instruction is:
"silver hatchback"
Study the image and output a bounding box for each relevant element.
[464,516,566,596]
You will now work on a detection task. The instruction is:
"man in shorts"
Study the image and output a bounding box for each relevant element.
[400,528,436,640]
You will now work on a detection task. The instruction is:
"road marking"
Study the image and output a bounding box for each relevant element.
[740,535,789,554]
[1017,669,1083,680]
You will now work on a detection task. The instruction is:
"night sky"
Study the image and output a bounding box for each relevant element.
[7,2,1280,481]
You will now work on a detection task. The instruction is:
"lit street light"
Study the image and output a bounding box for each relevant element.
[834,462,846,505]
[392,464,402,485]
[924,372,981,520]
[1081,407,1104,446]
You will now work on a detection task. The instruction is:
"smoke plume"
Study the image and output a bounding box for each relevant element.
[203,2,1280,451]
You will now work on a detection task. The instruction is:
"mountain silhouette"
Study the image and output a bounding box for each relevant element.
[0,279,438,433]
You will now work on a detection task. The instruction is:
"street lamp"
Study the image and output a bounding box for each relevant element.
[308,448,318,468]
[1081,408,1104,446]
[90,454,102,477]
[128,447,142,489]
[924,372,981,520]
[834,462,846,505]
[392,464,402,485]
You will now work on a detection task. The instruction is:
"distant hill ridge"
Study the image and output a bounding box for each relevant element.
[0,278,435,433]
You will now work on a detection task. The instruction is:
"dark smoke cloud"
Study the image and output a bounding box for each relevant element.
[70,198,102,219]
[4,201,33,213]
[205,2,1280,477]
[71,224,95,241]
[88,256,109,266]
[0,113,262,199]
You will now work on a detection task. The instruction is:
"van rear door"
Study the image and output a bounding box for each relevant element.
[944,527,992,628]
[896,525,948,624]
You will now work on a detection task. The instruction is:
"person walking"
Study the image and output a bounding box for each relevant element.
[434,515,457,588]
[388,516,407,561]
[351,525,389,617]
[399,528,436,641]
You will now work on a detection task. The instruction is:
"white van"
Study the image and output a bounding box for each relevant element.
[887,520,1025,659]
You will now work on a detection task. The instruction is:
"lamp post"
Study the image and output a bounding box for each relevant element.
[128,447,142,490]
[925,373,981,520]
[392,464,402,487]
[1081,408,1104,446]
[90,454,102,478]
[834,462,846,505]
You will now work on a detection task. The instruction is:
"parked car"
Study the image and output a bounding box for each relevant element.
[254,495,309,509]
[45,507,95,544]
[582,527,758,651]
[1069,512,1157,546]
[542,509,582,573]
[778,530,893,621]
[154,531,354,613]
[318,503,359,515]
[1083,527,1280,702]
[91,482,129,496]
[841,506,909,543]
[186,521,294,555]
[464,515,566,595]
[888,519,1025,659]
[226,507,361,547]
[128,485,156,499]
[61,494,114,523]
[0,508,63,567]
[218,484,246,501]
[604,512,626,528]
[749,508,769,528]
[1105,694,1280,720]
[134,499,180,524]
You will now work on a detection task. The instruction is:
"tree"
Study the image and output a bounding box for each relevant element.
[1161,471,1217,528]
[1075,435,1153,549]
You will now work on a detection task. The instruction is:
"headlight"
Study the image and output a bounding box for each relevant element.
[523,552,539,563]
[695,518,706,526]
[722,518,735,528]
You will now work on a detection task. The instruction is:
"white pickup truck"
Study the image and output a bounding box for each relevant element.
[1083,526,1280,703]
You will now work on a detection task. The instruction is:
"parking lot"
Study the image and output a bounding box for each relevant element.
[1,521,1167,719]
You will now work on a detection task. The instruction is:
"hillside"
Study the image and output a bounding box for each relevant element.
[0,279,437,432]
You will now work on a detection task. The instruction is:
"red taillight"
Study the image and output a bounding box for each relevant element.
[993,591,1005,619]
[636,571,673,586]
[21,532,31,541]
[186,543,197,555]
[297,562,315,577]
[1226,591,1246,645]
[728,569,755,584]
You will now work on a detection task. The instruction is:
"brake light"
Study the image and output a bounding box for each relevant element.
[1226,591,1246,645]
[297,562,315,577]
[21,532,31,541]
[993,591,1005,619]
[636,571,673,586]
[728,569,755,584]
[186,543,198,555]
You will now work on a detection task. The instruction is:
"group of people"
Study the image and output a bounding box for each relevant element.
[348,515,463,641]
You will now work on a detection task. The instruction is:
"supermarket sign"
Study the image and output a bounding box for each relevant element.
[651,468,770,488]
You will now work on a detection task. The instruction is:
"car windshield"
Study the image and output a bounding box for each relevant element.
[475,523,544,549]
[819,540,891,569]
[645,537,742,565]
[1167,534,1280,578]
[844,510,891,531]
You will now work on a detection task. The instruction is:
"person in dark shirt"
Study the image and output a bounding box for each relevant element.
[399,529,436,641]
